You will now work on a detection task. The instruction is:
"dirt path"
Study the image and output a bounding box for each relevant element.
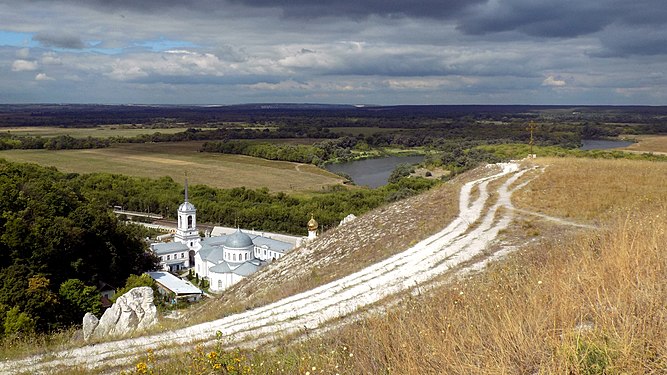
[1,162,534,374]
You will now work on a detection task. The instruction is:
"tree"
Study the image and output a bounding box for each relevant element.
[58,279,102,324]
[3,306,35,336]
[388,163,415,184]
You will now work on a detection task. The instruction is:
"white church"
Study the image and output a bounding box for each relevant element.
[150,180,318,292]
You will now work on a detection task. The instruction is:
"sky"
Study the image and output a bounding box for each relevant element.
[0,0,666,105]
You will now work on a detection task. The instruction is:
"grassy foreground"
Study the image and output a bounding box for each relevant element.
[112,157,666,374]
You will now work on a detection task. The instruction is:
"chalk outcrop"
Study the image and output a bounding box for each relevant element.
[83,287,157,341]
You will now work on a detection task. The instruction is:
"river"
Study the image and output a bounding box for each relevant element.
[325,155,424,188]
[579,139,633,150]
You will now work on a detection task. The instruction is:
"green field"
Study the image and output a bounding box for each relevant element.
[0,142,344,192]
[0,125,218,138]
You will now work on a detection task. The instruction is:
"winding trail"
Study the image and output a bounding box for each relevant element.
[1,162,534,374]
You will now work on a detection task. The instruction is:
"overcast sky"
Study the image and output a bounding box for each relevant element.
[1,0,666,105]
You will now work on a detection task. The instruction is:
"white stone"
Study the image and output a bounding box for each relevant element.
[339,214,357,226]
[82,313,99,342]
[86,287,157,341]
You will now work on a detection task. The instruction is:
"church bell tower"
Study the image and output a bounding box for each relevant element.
[174,177,200,250]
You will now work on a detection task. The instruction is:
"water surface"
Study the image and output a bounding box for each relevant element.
[325,155,424,188]
[579,139,633,150]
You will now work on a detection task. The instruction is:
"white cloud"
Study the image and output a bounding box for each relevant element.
[11,59,38,72]
[35,73,55,81]
[542,75,566,87]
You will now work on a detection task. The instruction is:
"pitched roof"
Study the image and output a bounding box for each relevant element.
[231,261,262,276]
[152,241,189,255]
[146,271,202,296]
[250,235,292,253]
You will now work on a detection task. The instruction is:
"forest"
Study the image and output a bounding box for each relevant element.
[0,160,158,337]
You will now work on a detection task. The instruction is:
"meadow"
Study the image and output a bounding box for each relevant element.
[621,134,667,154]
[0,125,218,139]
[0,142,344,193]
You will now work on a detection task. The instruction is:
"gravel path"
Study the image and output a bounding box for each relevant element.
[0,162,530,374]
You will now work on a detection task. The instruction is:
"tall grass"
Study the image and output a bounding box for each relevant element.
[514,158,667,221]
[334,204,666,374]
[127,203,665,374]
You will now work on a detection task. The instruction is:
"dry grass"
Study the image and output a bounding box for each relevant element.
[622,135,667,154]
[329,203,666,374]
[514,157,667,221]
[0,142,343,193]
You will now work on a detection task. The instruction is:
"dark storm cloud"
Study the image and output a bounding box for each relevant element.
[16,0,482,19]
[226,0,483,19]
[34,32,86,49]
[456,0,667,39]
[594,26,667,57]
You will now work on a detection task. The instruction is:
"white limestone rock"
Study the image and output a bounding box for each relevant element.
[84,287,157,341]
[82,312,99,342]
[339,213,357,226]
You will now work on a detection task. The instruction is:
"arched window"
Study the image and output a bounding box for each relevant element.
[187,215,193,228]
[233,254,236,261]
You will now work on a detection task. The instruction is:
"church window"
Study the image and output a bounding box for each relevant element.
[245,253,248,260]
[233,254,236,261]
[167,255,170,260]
[181,253,185,258]
[218,280,222,288]
[264,249,267,255]
[187,215,193,228]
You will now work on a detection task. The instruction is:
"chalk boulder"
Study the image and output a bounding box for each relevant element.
[83,287,157,341]
[339,214,357,226]
[82,312,99,342]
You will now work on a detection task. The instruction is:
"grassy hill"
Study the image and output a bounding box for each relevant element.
[140,157,667,374]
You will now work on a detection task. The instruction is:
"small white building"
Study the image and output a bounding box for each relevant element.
[146,271,203,303]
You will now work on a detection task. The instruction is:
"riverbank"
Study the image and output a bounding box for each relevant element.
[322,146,430,165]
